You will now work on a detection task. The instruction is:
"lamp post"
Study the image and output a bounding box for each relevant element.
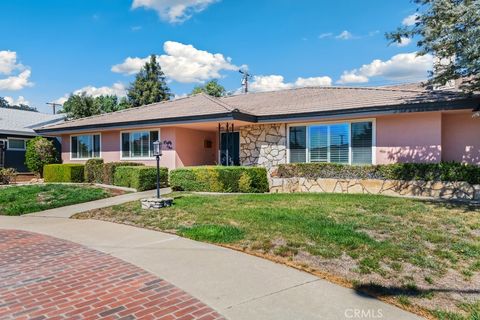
[153,140,162,199]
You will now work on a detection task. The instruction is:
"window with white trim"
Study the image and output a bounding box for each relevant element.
[121,130,159,158]
[71,134,100,159]
[7,138,26,151]
[288,121,373,165]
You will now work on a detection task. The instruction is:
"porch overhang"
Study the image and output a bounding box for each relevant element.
[35,110,258,135]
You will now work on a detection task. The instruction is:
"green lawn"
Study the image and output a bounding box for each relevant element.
[75,192,480,319]
[0,184,114,215]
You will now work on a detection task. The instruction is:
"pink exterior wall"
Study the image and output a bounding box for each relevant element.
[375,112,442,164]
[442,112,480,164]
[61,127,216,170]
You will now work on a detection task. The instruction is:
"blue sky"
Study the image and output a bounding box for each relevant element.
[0,0,430,114]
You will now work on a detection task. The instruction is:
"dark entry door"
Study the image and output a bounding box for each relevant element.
[0,140,5,168]
[220,132,239,166]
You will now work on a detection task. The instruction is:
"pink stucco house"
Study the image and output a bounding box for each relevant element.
[36,84,480,170]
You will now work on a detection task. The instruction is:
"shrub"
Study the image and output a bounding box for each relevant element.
[25,137,58,177]
[102,162,143,185]
[114,166,168,191]
[43,164,84,182]
[84,159,104,183]
[0,168,16,185]
[170,166,269,193]
[276,162,480,184]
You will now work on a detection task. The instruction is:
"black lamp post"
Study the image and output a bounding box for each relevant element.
[153,140,162,199]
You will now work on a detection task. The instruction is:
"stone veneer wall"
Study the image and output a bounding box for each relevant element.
[239,124,287,169]
[269,177,480,200]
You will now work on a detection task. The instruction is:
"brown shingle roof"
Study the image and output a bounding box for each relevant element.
[220,86,467,116]
[37,85,476,133]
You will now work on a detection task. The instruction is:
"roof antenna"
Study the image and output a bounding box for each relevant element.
[239,69,252,94]
[46,102,62,115]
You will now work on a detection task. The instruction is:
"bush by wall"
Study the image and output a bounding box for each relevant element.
[44,164,85,183]
[0,168,16,185]
[103,162,143,185]
[84,159,104,183]
[25,137,58,177]
[114,166,168,191]
[276,162,480,184]
[170,166,269,193]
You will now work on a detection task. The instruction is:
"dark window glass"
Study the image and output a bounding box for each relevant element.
[121,133,130,157]
[289,126,306,163]
[93,135,100,157]
[71,136,78,159]
[351,122,373,164]
[309,126,328,162]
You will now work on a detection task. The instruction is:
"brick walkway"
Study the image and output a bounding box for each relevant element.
[0,230,225,320]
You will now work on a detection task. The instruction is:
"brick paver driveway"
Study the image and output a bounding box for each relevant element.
[0,230,225,320]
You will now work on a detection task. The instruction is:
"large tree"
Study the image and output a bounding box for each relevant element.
[191,80,226,97]
[127,55,171,107]
[62,93,98,119]
[387,0,480,93]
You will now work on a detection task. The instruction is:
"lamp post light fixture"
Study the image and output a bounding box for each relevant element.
[153,140,162,198]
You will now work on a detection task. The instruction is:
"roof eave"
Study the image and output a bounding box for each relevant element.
[34,111,258,135]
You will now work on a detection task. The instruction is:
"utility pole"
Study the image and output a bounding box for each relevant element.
[239,69,252,94]
[46,102,62,115]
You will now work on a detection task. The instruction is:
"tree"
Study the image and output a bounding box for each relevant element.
[387,0,480,93]
[25,137,58,177]
[191,80,226,97]
[62,93,98,119]
[127,55,171,107]
[0,96,38,112]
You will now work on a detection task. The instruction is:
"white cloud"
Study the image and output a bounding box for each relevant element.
[112,41,240,83]
[111,57,149,75]
[0,51,33,91]
[318,32,333,39]
[395,37,412,47]
[337,52,433,84]
[131,0,219,23]
[336,30,353,40]
[294,76,332,87]
[249,75,332,92]
[402,13,419,26]
[54,82,127,105]
[4,95,29,106]
[0,69,33,91]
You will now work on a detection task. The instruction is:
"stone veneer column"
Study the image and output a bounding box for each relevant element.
[239,124,287,169]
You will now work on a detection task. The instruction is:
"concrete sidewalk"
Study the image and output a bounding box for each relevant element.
[24,187,171,218]
[0,216,422,320]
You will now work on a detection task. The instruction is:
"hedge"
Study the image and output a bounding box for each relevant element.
[103,162,144,185]
[84,159,104,183]
[170,166,269,193]
[114,166,168,191]
[0,168,16,185]
[276,162,480,184]
[44,164,85,183]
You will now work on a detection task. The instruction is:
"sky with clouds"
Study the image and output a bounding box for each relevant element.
[0,0,427,113]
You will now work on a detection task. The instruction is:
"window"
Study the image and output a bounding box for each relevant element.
[71,134,100,159]
[289,121,374,165]
[121,130,159,158]
[7,138,26,150]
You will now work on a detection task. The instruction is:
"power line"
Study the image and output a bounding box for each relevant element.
[239,69,252,94]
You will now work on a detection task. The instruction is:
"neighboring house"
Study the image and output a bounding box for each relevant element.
[35,85,480,171]
[0,108,65,172]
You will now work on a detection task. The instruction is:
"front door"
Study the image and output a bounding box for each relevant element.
[220,132,239,166]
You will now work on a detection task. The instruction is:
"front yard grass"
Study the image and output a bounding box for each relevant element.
[0,184,116,215]
[75,192,480,319]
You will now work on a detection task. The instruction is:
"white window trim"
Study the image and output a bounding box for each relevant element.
[7,137,28,151]
[119,129,161,160]
[70,133,102,161]
[286,118,376,165]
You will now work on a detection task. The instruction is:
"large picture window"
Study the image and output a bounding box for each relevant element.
[121,130,159,158]
[71,134,100,159]
[288,121,374,165]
